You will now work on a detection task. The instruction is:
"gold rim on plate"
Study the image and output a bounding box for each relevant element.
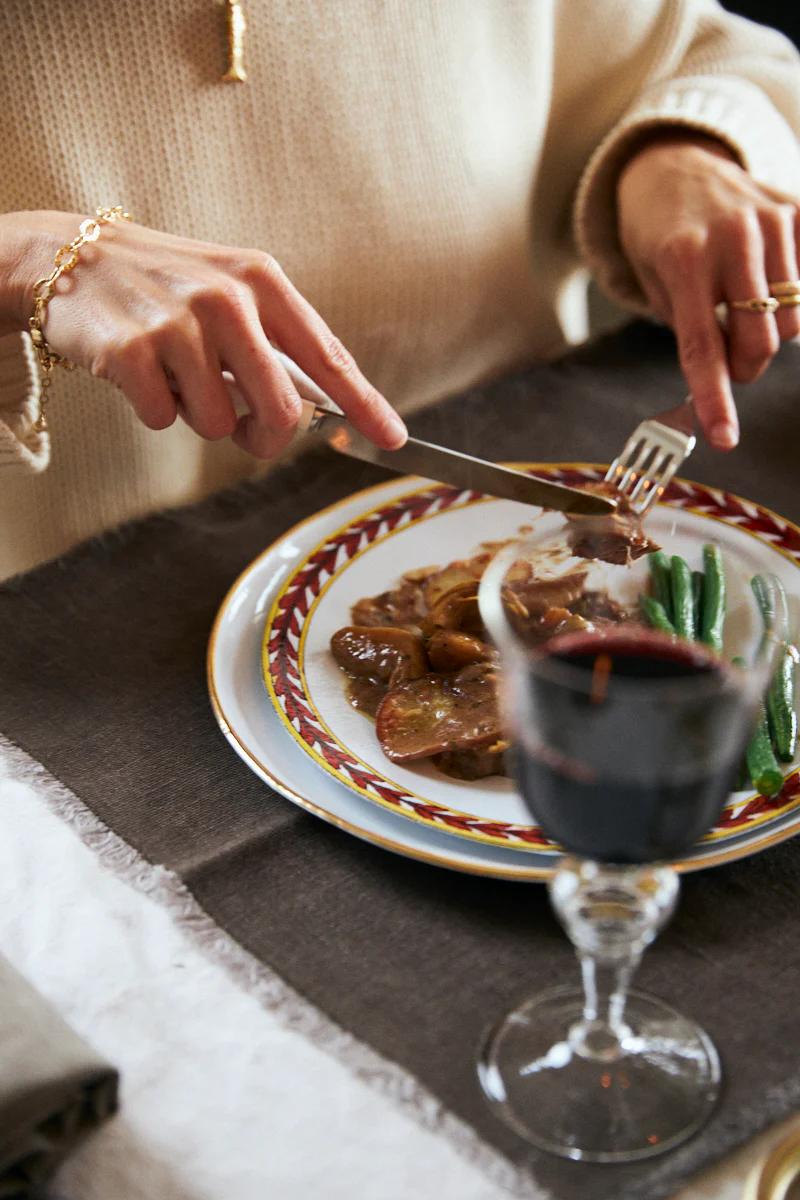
[208,466,800,881]
[262,465,800,851]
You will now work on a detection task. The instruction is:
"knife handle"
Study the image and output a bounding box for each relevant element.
[219,348,341,434]
[271,348,342,433]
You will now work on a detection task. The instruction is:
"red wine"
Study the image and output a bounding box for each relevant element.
[515,628,748,863]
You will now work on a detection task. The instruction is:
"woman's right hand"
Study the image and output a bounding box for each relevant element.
[0,210,407,457]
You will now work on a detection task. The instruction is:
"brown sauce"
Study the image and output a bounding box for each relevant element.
[332,528,632,780]
[345,675,388,718]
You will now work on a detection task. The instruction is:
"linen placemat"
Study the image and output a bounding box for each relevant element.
[1,322,799,1200]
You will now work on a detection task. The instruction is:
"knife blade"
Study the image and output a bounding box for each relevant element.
[308,409,615,516]
[254,349,616,516]
[183,357,615,514]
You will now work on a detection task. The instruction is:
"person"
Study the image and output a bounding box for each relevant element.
[0,0,798,580]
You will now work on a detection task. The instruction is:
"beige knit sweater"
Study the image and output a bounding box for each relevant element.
[1,0,799,579]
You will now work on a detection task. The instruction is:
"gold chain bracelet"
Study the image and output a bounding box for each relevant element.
[28,205,132,433]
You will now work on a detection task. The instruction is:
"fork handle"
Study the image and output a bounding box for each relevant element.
[656,395,695,435]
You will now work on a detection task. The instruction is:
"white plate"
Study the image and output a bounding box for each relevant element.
[209,467,800,881]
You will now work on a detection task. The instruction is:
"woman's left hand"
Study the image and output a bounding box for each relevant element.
[618,132,800,450]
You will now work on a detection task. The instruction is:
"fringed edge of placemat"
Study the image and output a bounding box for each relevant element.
[0,733,547,1200]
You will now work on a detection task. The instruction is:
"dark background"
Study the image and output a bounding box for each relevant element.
[723,1,799,47]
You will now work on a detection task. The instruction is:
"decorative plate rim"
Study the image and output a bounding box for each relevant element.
[262,463,800,853]
[206,469,800,880]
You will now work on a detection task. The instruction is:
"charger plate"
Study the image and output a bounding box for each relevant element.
[209,465,800,880]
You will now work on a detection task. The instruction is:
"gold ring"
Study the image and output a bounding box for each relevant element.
[769,280,800,297]
[729,297,780,314]
[775,293,800,308]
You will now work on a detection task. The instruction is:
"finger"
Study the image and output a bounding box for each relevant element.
[212,297,305,459]
[669,278,738,450]
[247,255,407,449]
[721,213,779,383]
[231,412,300,460]
[637,265,673,325]
[163,324,238,441]
[761,203,800,343]
[103,337,178,431]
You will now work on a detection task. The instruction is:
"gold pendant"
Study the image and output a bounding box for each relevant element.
[222,0,247,83]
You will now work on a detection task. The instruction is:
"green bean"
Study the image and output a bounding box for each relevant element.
[670,555,695,640]
[639,595,676,637]
[768,646,798,763]
[648,551,673,621]
[700,544,725,652]
[751,573,779,631]
[751,575,797,763]
[745,700,785,797]
[691,570,704,638]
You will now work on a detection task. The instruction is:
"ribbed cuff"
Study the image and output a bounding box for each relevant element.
[574,76,800,313]
[0,332,50,474]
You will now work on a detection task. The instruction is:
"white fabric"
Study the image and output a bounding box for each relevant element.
[0,745,791,1199]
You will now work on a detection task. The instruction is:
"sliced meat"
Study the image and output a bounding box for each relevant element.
[566,482,659,566]
[508,570,588,616]
[421,542,514,611]
[350,579,428,629]
[376,663,501,763]
[568,518,658,566]
[423,562,484,610]
[421,582,482,637]
[505,603,593,648]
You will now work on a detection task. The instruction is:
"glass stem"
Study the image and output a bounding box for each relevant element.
[549,857,680,1062]
[578,950,639,1042]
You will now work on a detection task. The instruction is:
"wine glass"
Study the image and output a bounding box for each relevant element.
[476,514,785,1162]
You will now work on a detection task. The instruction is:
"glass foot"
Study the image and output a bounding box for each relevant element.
[478,986,720,1162]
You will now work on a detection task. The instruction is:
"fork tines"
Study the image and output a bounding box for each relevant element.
[604,420,696,516]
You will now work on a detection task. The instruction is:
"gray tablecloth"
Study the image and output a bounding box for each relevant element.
[0,322,798,1200]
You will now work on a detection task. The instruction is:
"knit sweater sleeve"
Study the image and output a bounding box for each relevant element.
[574,0,800,314]
[0,332,49,474]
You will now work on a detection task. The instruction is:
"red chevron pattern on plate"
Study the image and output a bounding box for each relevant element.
[264,466,800,852]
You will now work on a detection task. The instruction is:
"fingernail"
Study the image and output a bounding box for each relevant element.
[710,420,738,450]
[386,411,408,448]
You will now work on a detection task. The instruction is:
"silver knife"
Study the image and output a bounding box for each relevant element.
[306,408,614,515]
[224,350,617,516]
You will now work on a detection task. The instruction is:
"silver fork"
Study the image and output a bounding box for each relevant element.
[604,397,696,515]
